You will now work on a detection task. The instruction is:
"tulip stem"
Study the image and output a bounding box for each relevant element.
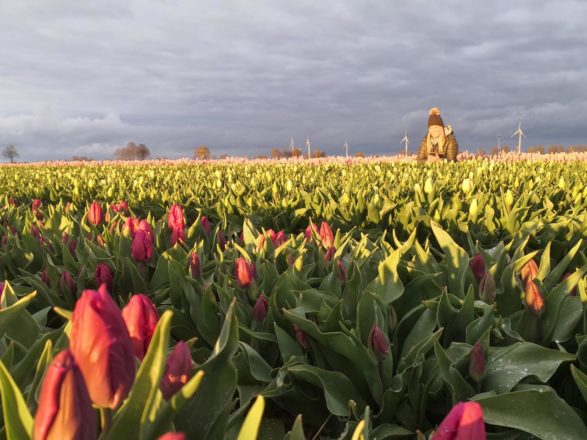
[100,408,113,436]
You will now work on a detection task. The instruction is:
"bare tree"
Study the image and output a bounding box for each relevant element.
[270,148,284,159]
[194,146,211,160]
[354,151,365,158]
[115,142,151,160]
[312,149,326,158]
[291,147,303,158]
[2,145,19,163]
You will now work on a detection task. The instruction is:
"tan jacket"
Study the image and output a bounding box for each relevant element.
[417,125,459,161]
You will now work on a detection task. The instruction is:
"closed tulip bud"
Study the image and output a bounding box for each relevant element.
[94,263,114,291]
[468,342,485,382]
[122,294,159,360]
[478,272,496,303]
[122,217,140,238]
[235,257,255,288]
[324,246,336,263]
[524,279,545,317]
[305,223,318,242]
[337,260,347,284]
[294,324,310,350]
[189,252,201,278]
[58,271,77,297]
[40,269,51,287]
[469,253,485,282]
[462,178,472,194]
[424,177,434,194]
[520,259,539,283]
[217,230,226,251]
[0,281,5,308]
[32,198,43,220]
[70,285,135,409]
[432,401,485,440]
[272,230,286,247]
[158,433,186,440]
[252,294,269,321]
[87,202,102,227]
[33,350,97,440]
[319,222,334,248]
[200,216,211,235]
[368,325,389,360]
[160,341,193,400]
[131,228,154,263]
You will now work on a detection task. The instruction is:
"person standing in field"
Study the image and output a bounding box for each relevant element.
[417,107,459,162]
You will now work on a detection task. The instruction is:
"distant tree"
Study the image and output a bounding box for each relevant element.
[312,149,326,158]
[115,142,150,160]
[527,146,544,154]
[219,154,228,160]
[194,145,211,160]
[501,145,510,153]
[71,155,95,161]
[255,154,268,159]
[291,148,303,158]
[354,151,365,158]
[2,145,18,163]
[476,148,486,156]
[271,148,284,159]
[489,147,499,156]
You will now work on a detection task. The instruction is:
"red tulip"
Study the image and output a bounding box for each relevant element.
[468,342,485,382]
[160,341,193,400]
[189,252,201,278]
[217,230,226,251]
[469,253,485,282]
[524,279,545,317]
[235,257,255,289]
[520,259,538,283]
[252,294,269,321]
[62,232,78,256]
[294,324,310,350]
[94,263,114,291]
[167,204,185,231]
[324,246,336,262]
[478,272,496,304]
[271,230,287,247]
[131,228,154,263]
[319,222,334,248]
[70,285,135,409]
[432,401,486,440]
[158,433,186,440]
[32,198,43,220]
[305,223,319,242]
[200,216,211,235]
[368,325,389,360]
[58,271,77,297]
[122,294,159,360]
[87,202,102,227]
[111,200,128,213]
[33,350,97,440]
[122,217,140,238]
[336,260,347,283]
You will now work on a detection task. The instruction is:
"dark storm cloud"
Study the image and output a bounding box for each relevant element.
[1,0,586,161]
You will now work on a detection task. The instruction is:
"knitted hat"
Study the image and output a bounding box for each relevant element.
[428,107,444,127]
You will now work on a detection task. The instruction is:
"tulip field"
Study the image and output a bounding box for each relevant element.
[1,157,587,440]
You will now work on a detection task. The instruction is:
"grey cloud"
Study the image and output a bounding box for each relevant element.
[1,0,586,161]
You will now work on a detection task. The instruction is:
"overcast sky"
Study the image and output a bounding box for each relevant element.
[1,0,586,161]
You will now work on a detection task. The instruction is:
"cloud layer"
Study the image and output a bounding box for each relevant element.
[1,0,586,161]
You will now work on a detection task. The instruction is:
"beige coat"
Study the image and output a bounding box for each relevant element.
[417,125,459,161]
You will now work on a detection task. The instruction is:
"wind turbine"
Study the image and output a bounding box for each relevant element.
[511,121,526,154]
[306,137,311,159]
[344,140,350,159]
[496,134,501,150]
[401,129,409,156]
[290,136,295,153]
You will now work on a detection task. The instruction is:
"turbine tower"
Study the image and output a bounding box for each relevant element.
[306,137,311,159]
[401,129,409,156]
[290,136,295,153]
[344,140,350,159]
[496,135,501,150]
[511,121,526,154]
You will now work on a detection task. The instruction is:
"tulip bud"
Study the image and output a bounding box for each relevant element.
[111,200,128,213]
[58,271,77,298]
[432,401,485,440]
[189,252,201,278]
[424,177,434,194]
[87,201,102,227]
[200,216,211,235]
[40,269,51,287]
[324,246,336,263]
[478,272,496,303]
[122,294,159,360]
[94,263,114,292]
[70,285,135,409]
[468,342,485,382]
[158,433,186,440]
[131,228,154,263]
[122,217,140,238]
[0,282,5,308]
[235,257,255,288]
[469,253,485,282]
[168,204,186,245]
[337,260,347,284]
[33,350,97,440]
[252,294,269,321]
[305,223,318,242]
[520,259,538,283]
[319,222,334,248]
[217,230,226,251]
[462,178,472,194]
[294,324,310,350]
[160,341,193,400]
[368,325,389,360]
[524,279,545,317]
[32,198,43,220]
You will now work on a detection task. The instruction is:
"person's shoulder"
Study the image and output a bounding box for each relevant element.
[444,124,454,136]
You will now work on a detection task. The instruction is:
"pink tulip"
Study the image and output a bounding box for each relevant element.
[131,228,154,263]
[58,271,77,297]
[252,294,269,321]
[70,285,135,409]
[87,201,102,227]
[469,253,485,282]
[319,222,334,248]
[158,433,186,440]
[368,325,389,360]
[94,263,114,292]
[189,252,201,278]
[200,216,211,235]
[33,350,96,440]
[468,342,485,382]
[294,324,310,350]
[122,294,159,360]
[432,401,486,440]
[160,341,193,400]
[111,200,128,213]
[305,223,319,242]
